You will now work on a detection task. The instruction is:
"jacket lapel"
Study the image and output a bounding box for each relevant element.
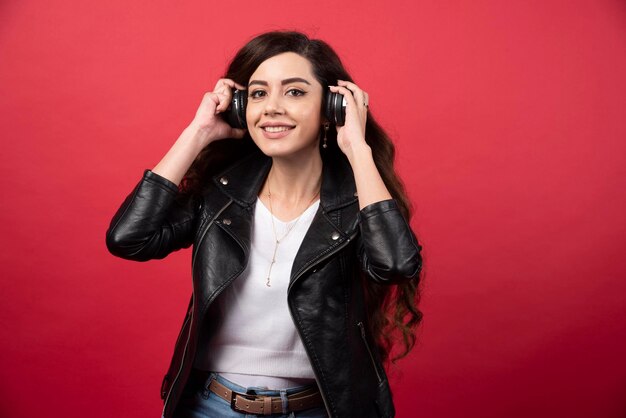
[290,150,359,285]
[210,148,359,286]
[209,150,272,259]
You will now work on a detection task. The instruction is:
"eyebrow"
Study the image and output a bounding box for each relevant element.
[248,77,312,87]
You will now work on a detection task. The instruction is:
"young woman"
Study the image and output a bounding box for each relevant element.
[107,31,423,418]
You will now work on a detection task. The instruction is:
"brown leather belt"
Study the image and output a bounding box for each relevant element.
[208,378,324,415]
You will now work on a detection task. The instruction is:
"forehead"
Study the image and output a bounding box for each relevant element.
[250,52,319,84]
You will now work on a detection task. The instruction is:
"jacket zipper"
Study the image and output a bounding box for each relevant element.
[357,321,383,384]
[287,231,356,417]
[161,200,232,417]
[161,309,191,399]
[161,295,194,417]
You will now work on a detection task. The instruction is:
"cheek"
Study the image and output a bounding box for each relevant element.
[298,100,323,124]
[245,103,261,125]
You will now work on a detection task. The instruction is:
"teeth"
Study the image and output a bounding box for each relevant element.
[263,126,292,133]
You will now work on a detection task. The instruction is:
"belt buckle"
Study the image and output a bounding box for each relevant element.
[229,389,259,412]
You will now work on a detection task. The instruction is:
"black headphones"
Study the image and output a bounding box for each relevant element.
[223,89,347,129]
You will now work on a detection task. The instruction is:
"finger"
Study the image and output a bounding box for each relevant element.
[201,92,220,110]
[213,78,227,92]
[207,82,230,112]
[214,78,232,91]
[212,80,236,113]
[223,78,246,91]
[337,80,367,109]
[214,78,246,92]
[214,92,231,113]
[329,85,368,117]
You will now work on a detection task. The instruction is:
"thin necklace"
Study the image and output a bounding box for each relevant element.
[265,175,320,287]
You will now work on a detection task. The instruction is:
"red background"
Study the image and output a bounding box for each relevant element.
[1,1,625,417]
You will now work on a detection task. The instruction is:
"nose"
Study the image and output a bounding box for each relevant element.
[263,92,284,116]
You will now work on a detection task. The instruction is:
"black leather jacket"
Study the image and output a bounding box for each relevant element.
[106,149,422,418]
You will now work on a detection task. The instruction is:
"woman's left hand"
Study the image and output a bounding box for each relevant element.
[329,80,370,161]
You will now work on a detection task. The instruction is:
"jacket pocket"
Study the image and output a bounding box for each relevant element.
[357,322,384,385]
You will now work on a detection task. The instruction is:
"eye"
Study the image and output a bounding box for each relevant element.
[249,90,266,99]
[286,88,305,97]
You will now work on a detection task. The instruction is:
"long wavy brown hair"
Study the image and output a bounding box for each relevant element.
[181,31,423,364]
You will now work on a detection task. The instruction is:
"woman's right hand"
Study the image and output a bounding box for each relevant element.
[188,78,247,147]
[151,79,247,185]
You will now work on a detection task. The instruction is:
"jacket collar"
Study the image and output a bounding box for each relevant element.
[212,147,358,212]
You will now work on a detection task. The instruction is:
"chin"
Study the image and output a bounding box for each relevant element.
[251,131,320,159]
[255,141,321,160]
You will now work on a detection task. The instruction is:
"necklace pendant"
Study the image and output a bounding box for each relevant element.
[266,277,271,287]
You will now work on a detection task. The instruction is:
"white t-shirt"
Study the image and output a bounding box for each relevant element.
[197,197,320,389]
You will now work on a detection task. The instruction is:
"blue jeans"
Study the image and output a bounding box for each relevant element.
[175,370,329,418]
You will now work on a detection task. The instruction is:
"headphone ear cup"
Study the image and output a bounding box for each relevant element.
[324,90,334,124]
[237,90,247,128]
[225,89,247,129]
[324,91,346,126]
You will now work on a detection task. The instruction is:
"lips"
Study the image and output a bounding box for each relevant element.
[259,123,295,139]
[262,126,294,133]
[259,122,296,137]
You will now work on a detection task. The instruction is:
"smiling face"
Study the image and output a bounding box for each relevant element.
[246,52,325,160]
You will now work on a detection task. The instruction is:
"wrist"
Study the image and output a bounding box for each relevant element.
[183,123,215,150]
[346,142,373,166]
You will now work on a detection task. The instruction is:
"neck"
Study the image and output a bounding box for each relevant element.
[260,152,322,222]
[265,153,322,204]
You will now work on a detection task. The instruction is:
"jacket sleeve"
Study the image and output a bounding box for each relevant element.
[357,199,422,284]
[105,169,198,261]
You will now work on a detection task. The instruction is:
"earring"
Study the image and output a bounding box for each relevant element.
[322,123,329,149]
